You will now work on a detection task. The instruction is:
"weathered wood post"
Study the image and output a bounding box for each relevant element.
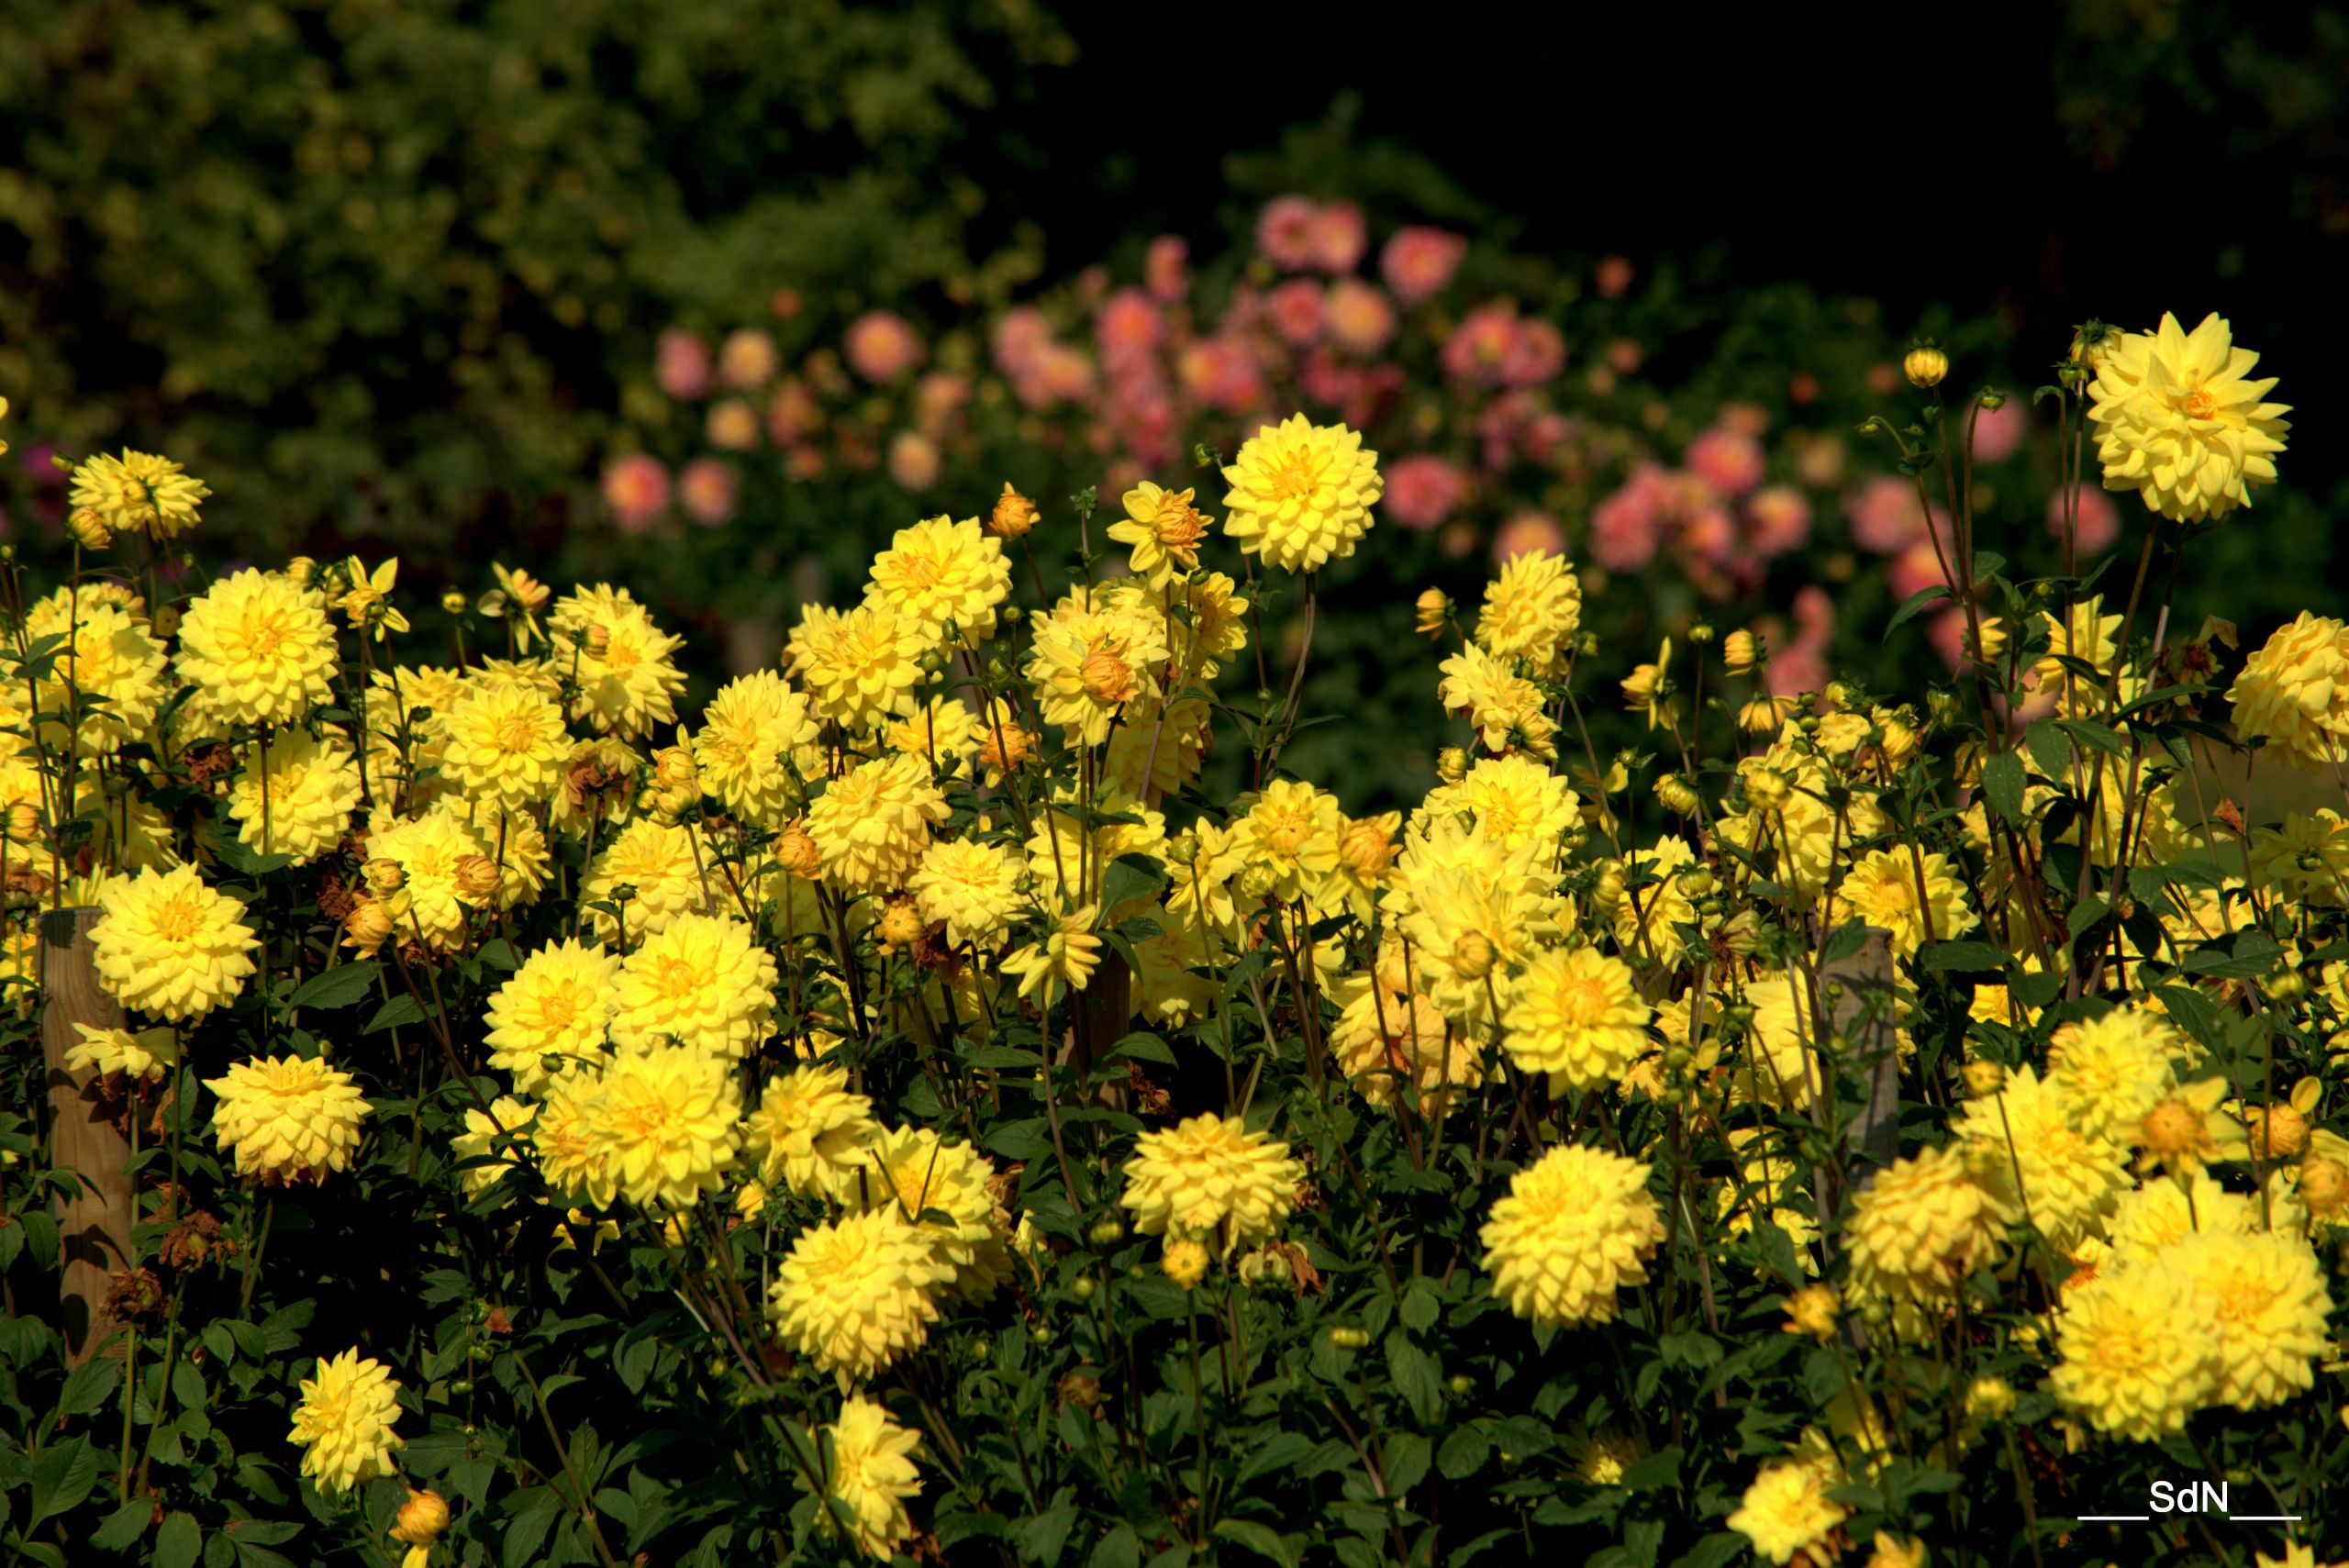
[39,906,136,1364]
[1807,926,1900,1262]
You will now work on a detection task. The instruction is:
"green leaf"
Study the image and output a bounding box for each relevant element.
[1437,1426,1489,1480]
[1011,1504,1078,1566]
[1104,1032,1175,1067]
[1210,1520,1297,1568]
[1818,920,1867,966]
[1884,584,1951,638]
[2024,719,2072,781]
[365,993,427,1034]
[1620,1446,1684,1493]
[1668,1534,1754,1568]
[27,1435,101,1529]
[288,961,381,1011]
[1921,940,2007,973]
[1380,1432,1432,1495]
[2055,717,2129,757]
[1385,1333,1442,1426]
[1397,1278,1441,1333]
[155,1512,201,1568]
[52,1355,120,1420]
[90,1499,151,1551]
[1979,749,2025,826]
[1089,1526,1141,1568]
[1099,852,1166,913]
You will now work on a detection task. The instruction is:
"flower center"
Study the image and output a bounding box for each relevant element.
[2139,1098,2204,1157]
[494,711,540,752]
[1265,444,1327,505]
[152,897,204,942]
[652,955,701,999]
[2182,387,2217,421]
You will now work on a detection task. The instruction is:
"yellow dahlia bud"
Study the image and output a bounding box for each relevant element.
[392,1489,450,1548]
[1450,931,1496,983]
[2069,320,2119,373]
[876,897,924,952]
[1723,629,1760,676]
[343,899,395,954]
[774,822,821,880]
[364,859,405,897]
[1904,345,1949,389]
[285,556,317,585]
[583,623,612,658]
[735,1178,769,1223]
[1435,746,1468,785]
[452,855,502,902]
[652,746,698,795]
[2244,1101,2310,1161]
[1163,1236,1209,1291]
[439,589,467,615]
[2299,1157,2349,1217]
[1415,588,1453,637]
[1080,649,1137,706]
[1744,769,1790,811]
[2138,1096,2208,1164]
[1590,862,1626,917]
[1741,694,1798,734]
[68,507,114,551]
[2267,970,2309,1004]
[1965,1375,2017,1423]
[6,803,40,844]
[1338,818,1398,882]
[989,482,1039,539]
[1961,1061,2007,1098]
[1654,773,1699,816]
[1782,1284,1840,1340]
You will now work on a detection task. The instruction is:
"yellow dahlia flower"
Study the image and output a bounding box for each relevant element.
[30,601,167,753]
[2045,1008,2181,1142]
[206,1054,371,1184]
[1026,599,1170,748]
[884,695,985,774]
[1108,483,1213,586]
[175,569,339,728]
[440,679,568,811]
[2163,1229,2330,1410]
[609,912,778,1059]
[909,838,1026,950]
[227,728,362,864]
[69,450,209,540]
[768,1207,945,1389]
[451,1096,536,1198]
[1834,848,1976,960]
[1437,641,1558,757]
[1329,976,1474,1108]
[1955,1065,2129,1249]
[530,1074,617,1209]
[581,1044,741,1208]
[2228,612,2349,770]
[1422,753,1580,853]
[786,602,926,734]
[1220,413,1383,574]
[2250,809,2349,903]
[744,1063,879,1199]
[1002,900,1103,1006]
[288,1349,403,1494]
[63,1022,180,1084]
[865,514,1011,645]
[1612,835,1701,970]
[1728,1456,1847,1567]
[2048,1262,2221,1439]
[579,816,718,942]
[849,1125,1008,1303]
[366,806,495,951]
[484,939,619,1093]
[1475,548,1582,676]
[807,753,949,895]
[691,670,819,828]
[2103,1172,2254,1264]
[92,864,260,1020]
[1120,1112,1302,1251]
[1479,1143,1665,1328]
[804,1396,924,1561]
[1231,778,1343,904]
[1842,1143,2009,1329]
[1502,946,1651,1090]
[551,584,687,738]
[2087,310,2288,523]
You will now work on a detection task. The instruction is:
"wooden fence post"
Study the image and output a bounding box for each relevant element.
[1807,926,1900,1261]
[39,906,136,1364]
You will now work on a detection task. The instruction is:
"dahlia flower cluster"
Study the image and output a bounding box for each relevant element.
[12,317,2346,1565]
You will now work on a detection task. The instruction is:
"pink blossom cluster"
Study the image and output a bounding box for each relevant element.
[1585,415,1814,597]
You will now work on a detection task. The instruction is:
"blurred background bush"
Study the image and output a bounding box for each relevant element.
[3,0,2343,804]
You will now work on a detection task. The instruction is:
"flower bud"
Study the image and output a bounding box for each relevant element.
[1435,746,1468,785]
[989,482,1039,539]
[453,854,502,901]
[774,822,820,880]
[1414,588,1452,638]
[1329,1326,1371,1350]
[67,507,113,551]
[1080,649,1136,706]
[1449,930,1496,982]
[364,858,406,897]
[440,589,468,614]
[1722,628,1760,676]
[1654,773,1699,816]
[343,898,395,954]
[1058,1371,1104,1411]
[652,746,698,794]
[1903,345,1948,389]
[584,623,612,658]
[2244,1101,2310,1162]
[5,802,39,844]
[876,897,924,952]
[1087,1217,1125,1247]
[2299,1157,2349,1216]
[1961,1060,2007,1098]
[392,1489,451,1548]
